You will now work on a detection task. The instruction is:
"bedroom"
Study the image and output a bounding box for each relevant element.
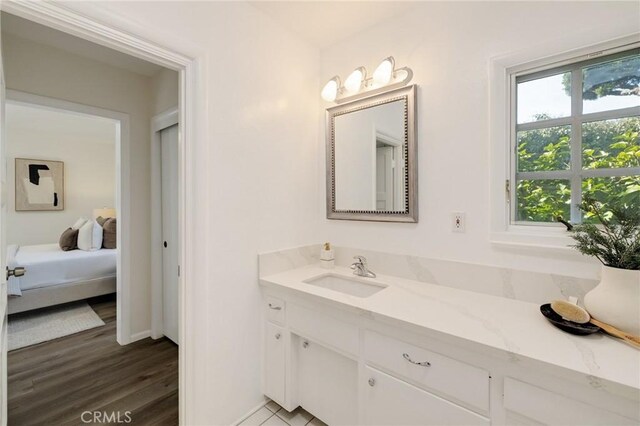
[0,11,181,424]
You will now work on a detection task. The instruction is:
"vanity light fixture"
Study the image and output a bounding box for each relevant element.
[321,76,341,102]
[344,66,366,93]
[320,56,413,104]
[372,57,394,85]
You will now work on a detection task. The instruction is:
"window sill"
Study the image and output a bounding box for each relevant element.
[490,229,582,256]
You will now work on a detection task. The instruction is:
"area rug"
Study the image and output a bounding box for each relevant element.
[8,302,105,351]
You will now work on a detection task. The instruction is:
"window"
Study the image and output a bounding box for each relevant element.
[511,48,640,225]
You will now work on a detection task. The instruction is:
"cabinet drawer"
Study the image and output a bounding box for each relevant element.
[364,366,489,426]
[288,304,358,356]
[504,378,638,425]
[364,330,489,412]
[264,296,285,324]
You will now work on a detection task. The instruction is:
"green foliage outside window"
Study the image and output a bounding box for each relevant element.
[516,117,640,222]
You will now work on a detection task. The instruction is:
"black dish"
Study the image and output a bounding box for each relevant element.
[540,304,601,336]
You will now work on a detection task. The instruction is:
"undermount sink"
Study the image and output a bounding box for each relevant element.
[303,273,387,298]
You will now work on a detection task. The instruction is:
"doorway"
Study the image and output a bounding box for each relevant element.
[0,8,189,424]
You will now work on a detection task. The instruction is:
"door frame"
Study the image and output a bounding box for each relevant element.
[0,2,203,424]
[5,90,132,344]
[151,107,178,340]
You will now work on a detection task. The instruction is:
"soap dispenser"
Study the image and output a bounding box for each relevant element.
[320,242,335,269]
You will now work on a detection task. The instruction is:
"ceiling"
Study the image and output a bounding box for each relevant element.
[6,103,117,145]
[1,12,163,77]
[248,1,418,49]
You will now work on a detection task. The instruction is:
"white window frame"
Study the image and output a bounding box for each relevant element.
[511,49,640,225]
[490,33,640,251]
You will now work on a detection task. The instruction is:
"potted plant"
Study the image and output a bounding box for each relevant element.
[559,197,640,334]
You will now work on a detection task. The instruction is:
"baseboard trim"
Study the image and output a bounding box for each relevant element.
[130,330,151,342]
[232,399,269,426]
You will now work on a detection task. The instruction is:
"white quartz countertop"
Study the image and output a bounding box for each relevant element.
[260,264,640,393]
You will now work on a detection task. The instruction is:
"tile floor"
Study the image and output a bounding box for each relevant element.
[239,400,328,426]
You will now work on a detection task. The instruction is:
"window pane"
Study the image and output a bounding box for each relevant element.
[517,125,571,172]
[583,117,640,169]
[516,179,571,222]
[517,72,571,124]
[582,176,640,223]
[583,54,640,114]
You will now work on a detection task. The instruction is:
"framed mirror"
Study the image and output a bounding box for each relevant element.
[326,85,417,222]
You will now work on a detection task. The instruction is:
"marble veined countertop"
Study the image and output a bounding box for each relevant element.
[260,264,640,394]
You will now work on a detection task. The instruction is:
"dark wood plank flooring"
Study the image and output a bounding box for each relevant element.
[7,295,178,425]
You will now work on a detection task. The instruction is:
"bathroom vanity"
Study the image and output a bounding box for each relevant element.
[259,248,640,426]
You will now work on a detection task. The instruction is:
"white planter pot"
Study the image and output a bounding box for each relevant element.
[584,265,640,335]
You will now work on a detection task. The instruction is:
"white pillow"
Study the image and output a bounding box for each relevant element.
[77,220,103,251]
[72,217,88,230]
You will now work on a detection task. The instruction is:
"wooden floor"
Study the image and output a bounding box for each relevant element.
[7,295,178,426]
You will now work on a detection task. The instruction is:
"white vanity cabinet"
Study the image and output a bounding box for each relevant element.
[363,367,489,426]
[261,288,640,426]
[262,294,492,425]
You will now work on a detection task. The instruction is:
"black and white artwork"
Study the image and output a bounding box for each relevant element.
[15,158,64,211]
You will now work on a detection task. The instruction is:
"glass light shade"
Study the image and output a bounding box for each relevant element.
[321,77,340,102]
[373,57,395,85]
[344,67,366,93]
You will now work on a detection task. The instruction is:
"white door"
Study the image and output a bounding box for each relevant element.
[264,322,285,404]
[363,366,490,426]
[160,124,179,344]
[297,338,358,425]
[376,145,394,210]
[0,17,8,424]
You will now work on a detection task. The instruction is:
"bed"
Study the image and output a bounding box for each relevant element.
[7,244,117,314]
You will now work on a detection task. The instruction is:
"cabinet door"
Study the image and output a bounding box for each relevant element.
[264,322,285,404]
[297,337,358,426]
[363,366,489,426]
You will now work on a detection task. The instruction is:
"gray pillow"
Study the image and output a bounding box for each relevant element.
[103,218,117,249]
[59,227,79,251]
[96,216,108,226]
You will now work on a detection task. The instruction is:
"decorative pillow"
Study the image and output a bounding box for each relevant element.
[103,218,117,249]
[59,228,79,251]
[72,217,88,230]
[77,220,103,251]
[96,216,107,227]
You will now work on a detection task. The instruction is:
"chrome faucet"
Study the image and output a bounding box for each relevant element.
[350,255,376,278]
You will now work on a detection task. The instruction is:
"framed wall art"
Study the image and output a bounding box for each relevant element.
[15,158,64,211]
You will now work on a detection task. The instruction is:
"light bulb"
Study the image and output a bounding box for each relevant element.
[321,76,340,102]
[373,57,395,85]
[344,67,366,93]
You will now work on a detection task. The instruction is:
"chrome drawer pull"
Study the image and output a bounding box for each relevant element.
[268,303,282,310]
[403,353,431,367]
[302,340,309,348]
[368,378,376,387]
[275,333,281,340]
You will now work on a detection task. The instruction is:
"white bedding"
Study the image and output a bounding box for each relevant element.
[7,244,116,296]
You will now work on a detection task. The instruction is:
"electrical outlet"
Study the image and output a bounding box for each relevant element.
[452,212,465,233]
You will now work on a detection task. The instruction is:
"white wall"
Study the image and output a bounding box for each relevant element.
[2,33,154,336]
[151,67,179,115]
[5,103,116,246]
[61,2,321,424]
[318,1,640,279]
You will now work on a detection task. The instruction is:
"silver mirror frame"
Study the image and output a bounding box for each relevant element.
[326,84,418,222]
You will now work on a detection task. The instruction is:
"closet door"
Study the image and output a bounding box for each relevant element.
[160,124,179,344]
